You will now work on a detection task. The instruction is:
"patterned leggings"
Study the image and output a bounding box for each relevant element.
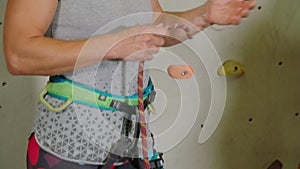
[27,135,161,169]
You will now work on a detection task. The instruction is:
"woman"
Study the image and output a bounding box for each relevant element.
[3,0,255,168]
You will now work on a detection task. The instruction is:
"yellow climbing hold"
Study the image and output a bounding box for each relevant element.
[217,60,244,76]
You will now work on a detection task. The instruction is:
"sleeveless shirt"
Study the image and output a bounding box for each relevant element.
[31,0,154,165]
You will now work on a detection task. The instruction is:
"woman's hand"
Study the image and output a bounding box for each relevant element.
[205,0,256,25]
[106,24,167,61]
[152,0,256,46]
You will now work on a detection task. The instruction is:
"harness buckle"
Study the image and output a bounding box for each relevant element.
[110,100,137,116]
[110,90,156,115]
[147,91,156,104]
[146,91,156,115]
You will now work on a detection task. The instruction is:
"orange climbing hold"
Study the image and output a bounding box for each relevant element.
[167,65,194,79]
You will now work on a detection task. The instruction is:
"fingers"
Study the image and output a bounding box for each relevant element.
[125,48,159,61]
[117,28,166,61]
[246,0,256,10]
[146,34,166,47]
[134,33,165,48]
[111,23,173,61]
[129,34,164,60]
[134,24,168,37]
[230,0,256,24]
[242,0,256,14]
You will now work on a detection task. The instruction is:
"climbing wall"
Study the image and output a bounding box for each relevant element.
[152,0,300,168]
[0,0,299,169]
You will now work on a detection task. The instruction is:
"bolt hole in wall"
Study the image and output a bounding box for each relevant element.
[278,61,283,66]
[295,112,299,117]
[2,82,8,87]
[258,6,262,10]
[248,118,253,123]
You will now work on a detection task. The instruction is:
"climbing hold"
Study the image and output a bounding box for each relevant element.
[167,65,194,79]
[217,60,244,76]
[267,160,282,169]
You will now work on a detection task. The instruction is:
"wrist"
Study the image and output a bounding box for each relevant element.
[103,33,120,60]
[193,13,210,30]
[191,2,212,31]
[202,1,213,25]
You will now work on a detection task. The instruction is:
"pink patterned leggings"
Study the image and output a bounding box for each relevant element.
[27,134,154,169]
[26,134,102,169]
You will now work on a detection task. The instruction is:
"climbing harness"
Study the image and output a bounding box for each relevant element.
[39,75,156,113]
[39,75,163,169]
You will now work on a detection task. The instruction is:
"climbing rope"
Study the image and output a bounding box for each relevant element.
[137,23,193,169]
[138,60,150,169]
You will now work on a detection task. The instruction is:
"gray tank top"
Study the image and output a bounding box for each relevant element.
[32,0,154,165]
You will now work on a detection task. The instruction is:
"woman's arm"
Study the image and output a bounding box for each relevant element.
[4,0,166,76]
[151,0,256,46]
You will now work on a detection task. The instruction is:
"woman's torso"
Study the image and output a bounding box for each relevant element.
[33,0,154,165]
[52,0,153,95]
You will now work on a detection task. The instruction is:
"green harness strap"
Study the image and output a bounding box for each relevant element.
[39,76,154,112]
